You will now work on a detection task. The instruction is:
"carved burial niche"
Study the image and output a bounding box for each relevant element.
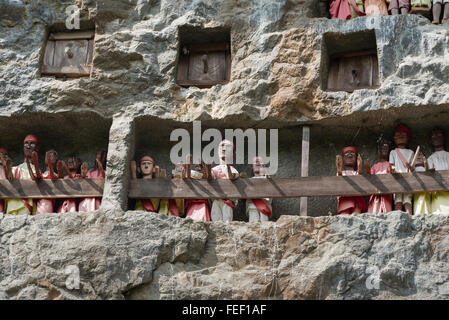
[321,30,380,92]
[42,30,94,78]
[177,26,231,88]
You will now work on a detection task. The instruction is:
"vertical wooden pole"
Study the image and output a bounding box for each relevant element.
[300,126,310,216]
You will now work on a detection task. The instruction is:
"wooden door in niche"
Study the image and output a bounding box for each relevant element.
[327,50,379,92]
[42,31,94,78]
[177,42,231,88]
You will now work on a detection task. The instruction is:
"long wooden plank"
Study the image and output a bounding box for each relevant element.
[49,31,95,40]
[300,126,310,216]
[128,170,449,199]
[0,178,104,199]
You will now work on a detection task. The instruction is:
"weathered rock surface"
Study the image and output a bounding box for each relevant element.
[2,210,449,300]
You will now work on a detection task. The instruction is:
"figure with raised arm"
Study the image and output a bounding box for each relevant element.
[132,155,160,213]
[5,134,41,215]
[78,150,107,212]
[389,124,414,214]
[367,139,393,213]
[211,139,239,222]
[336,146,367,214]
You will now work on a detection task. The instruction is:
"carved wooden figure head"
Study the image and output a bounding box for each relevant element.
[393,124,410,149]
[140,156,154,179]
[218,139,234,165]
[23,134,39,159]
[377,139,391,161]
[45,150,58,166]
[342,146,358,170]
[431,128,445,151]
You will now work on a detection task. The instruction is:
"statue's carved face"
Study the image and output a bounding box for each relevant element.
[0,150,7,162]
[252,157,265,176]
[343,150,357,167]
[46,150,58,166]
[23,139,38,158]
[218,140,233,164]
[140,160,154,177]
[67,157,76,171]
[380,142,390,158]
[431,130,445,149]
[394,131,408,147]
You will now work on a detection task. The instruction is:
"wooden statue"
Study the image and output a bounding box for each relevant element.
[211,139,239,222]
[364,0,389,14]
[389,124,414,214]
[410,149,432,215]
[158,163,185,217]
[5,134,40,215]
[184,158,211,222]
[57,156,83,213]
[336,146,367,214]
[36,150,59,214]
[427,128,449,213]
[367,139,393,213]
[78,150,107,212]
[330,0,366,20]
[432,0,449,24]
[132,155,161,213]
[387,0,410,14]
[246,156,272,222]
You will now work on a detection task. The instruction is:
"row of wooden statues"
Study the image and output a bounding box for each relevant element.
[337,125,449,215]
[329,0,449,24]
[0,134,107,215]
[130,140,272,223]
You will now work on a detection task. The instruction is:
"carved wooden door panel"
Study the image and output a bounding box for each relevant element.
[327,52,379,92]
[42,31,94,78]
[188,52,226,82]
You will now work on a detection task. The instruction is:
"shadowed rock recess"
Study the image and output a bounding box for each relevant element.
[2,0,449,300]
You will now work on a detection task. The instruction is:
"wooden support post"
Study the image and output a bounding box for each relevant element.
[300,126,310,216]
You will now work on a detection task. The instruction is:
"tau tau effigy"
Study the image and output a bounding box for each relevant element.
[246,156,272,222]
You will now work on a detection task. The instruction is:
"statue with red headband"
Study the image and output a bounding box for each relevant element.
[36,150,60,214]
[0,148,12,213]
[57,156,82,213]
[336,146,367,214]
[132,155,161,212]
[5,134,40,215]
[184,158,211,222]
[367,139,393,213]
[246,156,272,222]
[211,139,239,222]
[78,150,107,212]
[389,124,414,214]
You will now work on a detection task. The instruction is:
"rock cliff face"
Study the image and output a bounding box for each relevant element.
[2,0,449,300]
[2,211,449,300]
